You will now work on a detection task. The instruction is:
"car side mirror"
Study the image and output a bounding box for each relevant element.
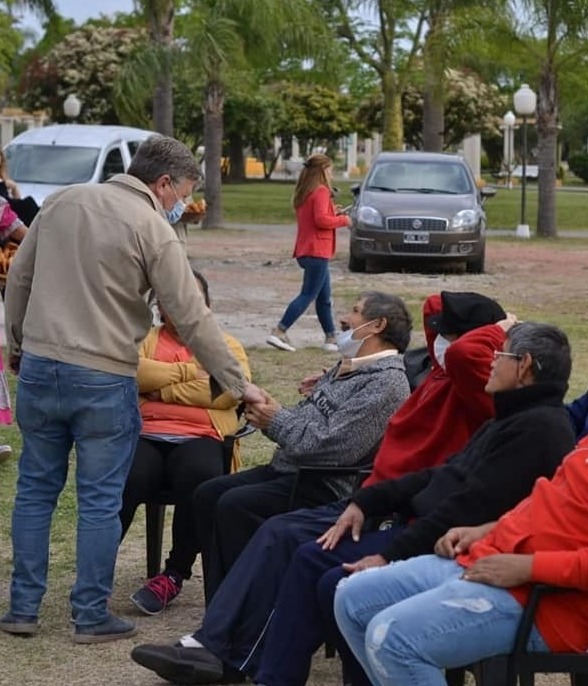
[350,184,361,197]
[480,186,497,202]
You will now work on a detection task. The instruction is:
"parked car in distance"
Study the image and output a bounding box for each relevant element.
[3,124,154,206]
[347,151,496,274]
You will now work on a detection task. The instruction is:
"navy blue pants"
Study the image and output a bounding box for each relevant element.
[254,527,404,686]
[194,501,348,673]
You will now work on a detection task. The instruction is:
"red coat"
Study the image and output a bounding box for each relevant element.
[363,293,506,487]
[458,438,588,653]
[293,185,350,259]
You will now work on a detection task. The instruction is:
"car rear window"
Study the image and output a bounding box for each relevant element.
[5,145,100,184]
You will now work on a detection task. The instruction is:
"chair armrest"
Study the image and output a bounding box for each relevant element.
[513,584,570,655]
[287,463,373,511]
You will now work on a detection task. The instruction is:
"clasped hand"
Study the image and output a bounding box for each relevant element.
[244,390,282,430]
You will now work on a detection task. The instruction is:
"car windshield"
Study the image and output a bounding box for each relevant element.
[365,160,473,195]
[5,145,101,184]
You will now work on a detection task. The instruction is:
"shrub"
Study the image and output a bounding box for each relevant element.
[567,154,588,183]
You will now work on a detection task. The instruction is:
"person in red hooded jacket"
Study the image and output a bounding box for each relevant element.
[266,154,351,353]
[131,291,515,685]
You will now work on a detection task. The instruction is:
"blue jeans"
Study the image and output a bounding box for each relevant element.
[334,555,549,686]
[279,257,335,335]
[9,352,141,626]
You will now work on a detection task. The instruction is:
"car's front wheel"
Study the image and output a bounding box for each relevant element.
[466,246,485,274]
[348,253,367,273]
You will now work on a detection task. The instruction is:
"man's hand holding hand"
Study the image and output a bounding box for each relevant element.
[245,390,282,430]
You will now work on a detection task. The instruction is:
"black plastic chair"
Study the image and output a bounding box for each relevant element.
[446,584,588,686]
[144,418,255,578]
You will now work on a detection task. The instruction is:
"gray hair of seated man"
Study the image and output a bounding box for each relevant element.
[128,135,201,186]
[359,291,412,353]
[507,321,571,384]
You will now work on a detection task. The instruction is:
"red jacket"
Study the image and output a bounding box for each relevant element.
[363,293,506,487]
[293,185,349,259]
[458,438,588,653]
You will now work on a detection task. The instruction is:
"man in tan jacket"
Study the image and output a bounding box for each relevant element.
[1,135,262,644]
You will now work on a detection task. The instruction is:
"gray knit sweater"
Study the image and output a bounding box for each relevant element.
[267,354,410,500]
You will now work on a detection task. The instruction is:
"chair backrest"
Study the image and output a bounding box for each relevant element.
[403,346,432,391]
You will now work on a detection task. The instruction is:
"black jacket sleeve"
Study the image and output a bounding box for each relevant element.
[351,467,438,518]
[379,409,575,562]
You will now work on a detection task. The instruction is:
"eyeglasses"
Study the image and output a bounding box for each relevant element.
[493,350,522,361]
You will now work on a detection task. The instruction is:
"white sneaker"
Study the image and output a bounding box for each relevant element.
[0,445,12,464]
[267,328,296,352]
[322,336,338,353]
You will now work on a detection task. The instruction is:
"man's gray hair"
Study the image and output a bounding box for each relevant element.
[128,135,201,185]
[360,291,412,353]
[507,321,571,383]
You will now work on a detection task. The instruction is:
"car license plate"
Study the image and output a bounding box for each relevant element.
[403,231,429,244]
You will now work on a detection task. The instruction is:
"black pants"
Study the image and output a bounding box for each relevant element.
[120,436,224,579]
[193,464,337,601]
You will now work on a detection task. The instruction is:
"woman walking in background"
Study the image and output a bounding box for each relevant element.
[267,154,351,353]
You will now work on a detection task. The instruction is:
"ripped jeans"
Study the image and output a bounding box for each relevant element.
[334,555,548,686]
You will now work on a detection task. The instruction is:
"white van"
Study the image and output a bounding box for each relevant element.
[4,124,154,206]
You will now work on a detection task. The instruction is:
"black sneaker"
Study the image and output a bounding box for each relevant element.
[131,572,183,615]
[0,612,38,636]
[73,614,136,644]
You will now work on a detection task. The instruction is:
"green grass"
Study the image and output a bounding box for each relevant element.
[220,180,588,231]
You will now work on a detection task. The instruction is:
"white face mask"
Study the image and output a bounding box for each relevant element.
[433,334,451,370]
[335,319,375,358]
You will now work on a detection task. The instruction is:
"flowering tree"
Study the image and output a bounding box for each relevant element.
[358,68,506,150]
[17,25,147,123]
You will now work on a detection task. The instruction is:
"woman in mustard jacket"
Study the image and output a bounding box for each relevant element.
[120,269,250,615]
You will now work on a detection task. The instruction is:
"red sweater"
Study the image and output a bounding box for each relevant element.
[458,438,588,653]
[363,293,506,487]
[293,185,350,259]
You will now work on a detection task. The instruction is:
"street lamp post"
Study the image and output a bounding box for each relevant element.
[513,84,537,239]
[63,94,81,123]
[502,110,516,190]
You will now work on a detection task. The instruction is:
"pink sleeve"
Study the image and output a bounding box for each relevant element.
[0,200,24,239]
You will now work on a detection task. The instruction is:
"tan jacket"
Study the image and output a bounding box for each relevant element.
[5,174,246,399]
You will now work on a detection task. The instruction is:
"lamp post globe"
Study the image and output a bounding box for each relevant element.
[513,84,536,239]
[63,94,81,121]
[503,110,516,128]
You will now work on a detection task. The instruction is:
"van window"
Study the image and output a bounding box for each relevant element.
[6,145,100,184]
[101,147,125,181]
[127,141,144,157]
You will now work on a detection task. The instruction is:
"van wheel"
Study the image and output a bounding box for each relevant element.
[348,254,367,273]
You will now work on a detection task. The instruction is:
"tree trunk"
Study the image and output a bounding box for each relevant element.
[422,14,445,152]
[536,63,558,238]
[148,0,175,136]
[226,134,246,181]
[381,70,403,150]
[202,80,225,229]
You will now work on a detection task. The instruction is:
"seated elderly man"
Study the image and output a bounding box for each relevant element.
[130,292,520,684]
[335,431,588,686]
[190,290,413,602]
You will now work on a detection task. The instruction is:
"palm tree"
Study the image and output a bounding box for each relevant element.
[134,0,175,135]
[514,0,588,238]
[326,0,425,151]
[182,0,326,228]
